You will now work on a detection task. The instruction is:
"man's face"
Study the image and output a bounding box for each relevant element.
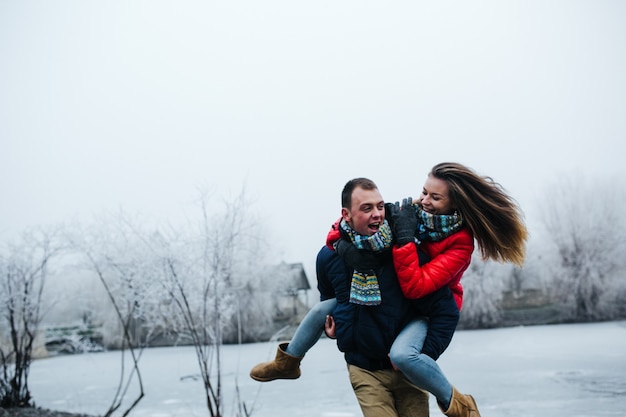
[342,186,385,236]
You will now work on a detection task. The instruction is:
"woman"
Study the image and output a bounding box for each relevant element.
[250,162,528,417]
[385,162,527,417]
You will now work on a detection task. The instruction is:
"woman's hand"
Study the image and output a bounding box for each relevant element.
[390,198,417,245]
[324,315,337,339]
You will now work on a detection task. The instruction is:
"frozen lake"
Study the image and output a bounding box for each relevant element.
[30,320,626,416]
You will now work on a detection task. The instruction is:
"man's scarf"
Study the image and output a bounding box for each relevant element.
[340,219,394,306]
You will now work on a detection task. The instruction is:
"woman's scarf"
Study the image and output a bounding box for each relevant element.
[415,206,463,243]
[340,219,394,306]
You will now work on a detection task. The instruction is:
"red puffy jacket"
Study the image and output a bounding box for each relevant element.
[393,228,474,310]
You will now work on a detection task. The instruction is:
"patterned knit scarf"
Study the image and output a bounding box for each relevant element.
[340,219,394,306]
[415,207,464,242]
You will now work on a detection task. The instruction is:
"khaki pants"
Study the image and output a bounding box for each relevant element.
[348,364,429,417]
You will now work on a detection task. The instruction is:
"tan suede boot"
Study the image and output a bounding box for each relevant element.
[439,386,481,417]
[249,342,303,382]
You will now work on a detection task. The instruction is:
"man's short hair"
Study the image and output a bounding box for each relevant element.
[341,178,378,209]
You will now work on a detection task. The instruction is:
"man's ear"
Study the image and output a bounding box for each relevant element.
[341,207,351,222]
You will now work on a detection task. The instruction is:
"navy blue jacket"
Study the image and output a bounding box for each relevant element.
[316,245,412,371]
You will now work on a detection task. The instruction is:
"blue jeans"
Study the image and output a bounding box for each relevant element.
[285,298,337,357]
[389,317,454,408]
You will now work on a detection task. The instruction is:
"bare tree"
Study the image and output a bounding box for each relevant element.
[458,252,507,329]
[66,218,150,417]
[90,188,265,417]
[150,189,262,417]
[0,228,61,407]
[540,174,626,321]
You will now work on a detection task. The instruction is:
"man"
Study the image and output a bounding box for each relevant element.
[318,177,429,417]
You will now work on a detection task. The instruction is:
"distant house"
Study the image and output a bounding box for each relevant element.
[260,262,311,325]
[500,288,562,326]
[43,323,105,356]
[499,273,561,326]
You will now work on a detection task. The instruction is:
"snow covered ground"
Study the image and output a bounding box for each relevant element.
[30,321,626,417]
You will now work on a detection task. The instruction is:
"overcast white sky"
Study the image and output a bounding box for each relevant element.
[2,1,625,279]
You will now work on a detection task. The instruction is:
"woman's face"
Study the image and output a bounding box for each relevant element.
[418,175,454,215]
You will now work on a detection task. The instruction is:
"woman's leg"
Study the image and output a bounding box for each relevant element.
[286,298,337,356]
[419,288,460,361]
[389,317,454,408]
